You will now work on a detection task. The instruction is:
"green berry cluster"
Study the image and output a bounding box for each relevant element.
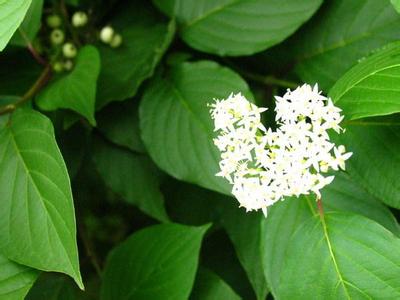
[41,9,122,74]
[46,12,86,73]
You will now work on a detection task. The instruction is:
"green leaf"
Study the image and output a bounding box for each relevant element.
[10,0,43,47]
[0,109,83,289]
[97,100,145,153]
[101,223,210,300]
[322,173,400,236]
[153,0,322,56]
[190,267,240,300]
[220,207,268,300]
[263,173,400,297]
[92,136,169,222]
[293,0,400,90]
[262,197,311,297]
[279,213,400,299]
[140,60,252,195]
[0,254,39,300]
[0,0,32,51]
[330,42,400,120]
[96,1,175,109]
[36,45,100,126]
[336,118,400,209]
[392,0,400,13]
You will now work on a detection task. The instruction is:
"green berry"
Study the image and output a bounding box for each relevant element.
[72,11,88,27]
[100,26,114,43]
[110,34,122,48]
[64,60,74,71]
[52,62,64,73]
[62,43,77,58]
[46,14,62,28]
[50,29,65,45]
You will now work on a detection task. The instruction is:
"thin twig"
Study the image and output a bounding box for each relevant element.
[60,0,81,46]
[18,28,47,66]
[222,58,299,89]
[242,71,299,89]
[0,65,52,116]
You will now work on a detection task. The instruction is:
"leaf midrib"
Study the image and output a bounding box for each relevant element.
[297,15,400,62]
[168,81,211,136]
[333,64,400,107]
[182,0,239,28]
[305,196,351,299]
[319,214,351,299]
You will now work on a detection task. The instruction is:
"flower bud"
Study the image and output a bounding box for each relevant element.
[62,43,77,58]
[110,34,122,48]
[46,14,62,28]
[100,26,114,43]
[72,11,88,27]
[50,29,65,45]
[64,60,74,71]
[52,62,64,73]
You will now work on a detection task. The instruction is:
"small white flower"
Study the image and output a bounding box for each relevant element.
[209,85,352,216]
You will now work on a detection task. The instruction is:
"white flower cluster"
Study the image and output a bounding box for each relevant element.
[209,84,352,216]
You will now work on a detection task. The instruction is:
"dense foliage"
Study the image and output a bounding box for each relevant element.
[1,0,400,299]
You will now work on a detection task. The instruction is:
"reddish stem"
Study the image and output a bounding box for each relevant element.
[317,198,324,218]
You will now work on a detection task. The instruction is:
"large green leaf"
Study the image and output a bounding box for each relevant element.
[36,45,100,126]
[190,267,240,300]
[293,0,400,90]
[262,196,311,298]
[322,172,400,235]
[0,254,39,300]
[10,0,43,47]
[336,117,400,209]
[97,100,145,153]
[263,173,400,297]
[0,109,83,289]
[153,0,322,56]
[279,213,400,299]
[220,207,268,300]
[101,223,210,300]
[0,0,32,51]
[140,60,252,195]
[96,0,175,109]
[330,42,400,120]
[92,136,169,222]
